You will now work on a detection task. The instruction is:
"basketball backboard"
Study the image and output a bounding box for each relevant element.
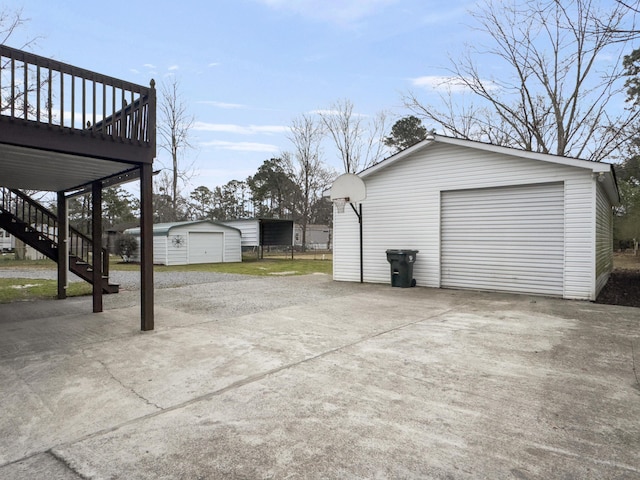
[329,173,366,202]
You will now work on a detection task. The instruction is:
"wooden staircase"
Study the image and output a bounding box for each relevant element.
[0,188,119,294]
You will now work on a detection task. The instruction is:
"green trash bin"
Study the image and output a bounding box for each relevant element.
[386,249,418,288]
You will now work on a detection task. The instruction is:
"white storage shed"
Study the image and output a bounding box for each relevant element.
[125,220,242,265]
[332,135,619,300]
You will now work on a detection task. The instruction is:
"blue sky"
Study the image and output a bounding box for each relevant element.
[5,0,482,191]
[4,0,632,192]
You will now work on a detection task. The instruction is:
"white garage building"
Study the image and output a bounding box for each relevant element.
[332,135,619,300]
[125,220,242,265]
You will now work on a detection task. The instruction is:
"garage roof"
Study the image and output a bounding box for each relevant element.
[360,134,620,205]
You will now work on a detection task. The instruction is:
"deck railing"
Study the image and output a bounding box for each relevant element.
[0,187,110,275]
[0,44,155,146]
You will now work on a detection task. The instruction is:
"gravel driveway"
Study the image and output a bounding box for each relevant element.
[0,268,248,290]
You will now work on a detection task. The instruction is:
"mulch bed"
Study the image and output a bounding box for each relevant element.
[596,270,640,308]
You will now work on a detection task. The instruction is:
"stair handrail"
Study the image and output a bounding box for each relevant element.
[0,187,57,241]
[0,187,109,276]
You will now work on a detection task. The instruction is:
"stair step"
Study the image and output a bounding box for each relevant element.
[2,190,120,296]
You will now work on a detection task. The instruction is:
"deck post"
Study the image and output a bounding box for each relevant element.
[91,181,103,313]
[57,191,68,300]
[140,163,154,331]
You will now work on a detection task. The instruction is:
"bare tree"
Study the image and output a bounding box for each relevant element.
[404,0,640,161]
[158,78,194,216]
[0,8,40,48]
[153,171,189,222]
[319,99,390,173]
[287,114,336,249]
[600,1,640,42]
[1,8,46,119]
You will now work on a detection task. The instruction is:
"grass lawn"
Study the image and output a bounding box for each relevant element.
[0,255,332,303]
[0,278,92,303]
[0,256,55,268]
[109,257,332,276]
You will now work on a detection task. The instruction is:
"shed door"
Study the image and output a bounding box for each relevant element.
[188,232,223,264]
[441,182,564,296]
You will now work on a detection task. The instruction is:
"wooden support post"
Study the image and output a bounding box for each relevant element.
[140,163,154,331]
[91,181,103,313]
[57,191,67,300]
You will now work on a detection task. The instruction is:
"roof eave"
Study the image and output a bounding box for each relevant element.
[359,139,435,178]
[358,134,620,204]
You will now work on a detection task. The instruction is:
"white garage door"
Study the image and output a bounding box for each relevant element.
[441,182,564,296]
[188,232,223,264]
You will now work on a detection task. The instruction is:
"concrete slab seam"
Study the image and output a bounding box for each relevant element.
[37,305,462,464]
[82,348,162,411]
[631,340,640,390]
[0,451,87,480]
[47,449,90,480]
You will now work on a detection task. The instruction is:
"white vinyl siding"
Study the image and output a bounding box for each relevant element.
[154,235,168,264]
[188,232,223,264]
[128,235,166,264]
[441,183,564,296]
[333,141,603,299]
[333,206,362,282]
[224,230,242,262]
[0,229,14,250]
[167,234,188,265]
[595,183,613,298]
[220,220,259,248]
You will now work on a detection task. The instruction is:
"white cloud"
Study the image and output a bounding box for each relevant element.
[256,0,398,25]
[130,68,140,74]
[168,65,179,71]
[411,75,498,93]
[193,122,289,135]
[198,101,247,109]
[200,140,280,152]
[143,63,156,69]
[208,62,220,67]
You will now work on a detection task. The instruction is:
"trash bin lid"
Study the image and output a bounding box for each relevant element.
[386,249,419,254]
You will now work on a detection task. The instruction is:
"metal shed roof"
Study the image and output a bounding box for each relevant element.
[125,220,241,236]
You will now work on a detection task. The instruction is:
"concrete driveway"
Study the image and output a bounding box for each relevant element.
[0,274,638,479]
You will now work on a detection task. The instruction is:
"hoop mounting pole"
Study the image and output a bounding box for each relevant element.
[349,203,363,283]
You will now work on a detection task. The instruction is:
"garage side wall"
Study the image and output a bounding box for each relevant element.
[166,226,189,265]
[224,229,242,262]
[129,235,167,265]
[334,142,596,299]
[220,220,259,248]
[333,206,362,282]
[595,182,614,298]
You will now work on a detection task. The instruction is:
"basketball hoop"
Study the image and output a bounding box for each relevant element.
[333,197,348,213]
[328,173,367,283]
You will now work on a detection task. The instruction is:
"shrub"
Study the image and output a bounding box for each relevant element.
[116,233,138,262]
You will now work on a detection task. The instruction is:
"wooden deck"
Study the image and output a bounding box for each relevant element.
[0,45,156,330]
[0,44,155,191]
